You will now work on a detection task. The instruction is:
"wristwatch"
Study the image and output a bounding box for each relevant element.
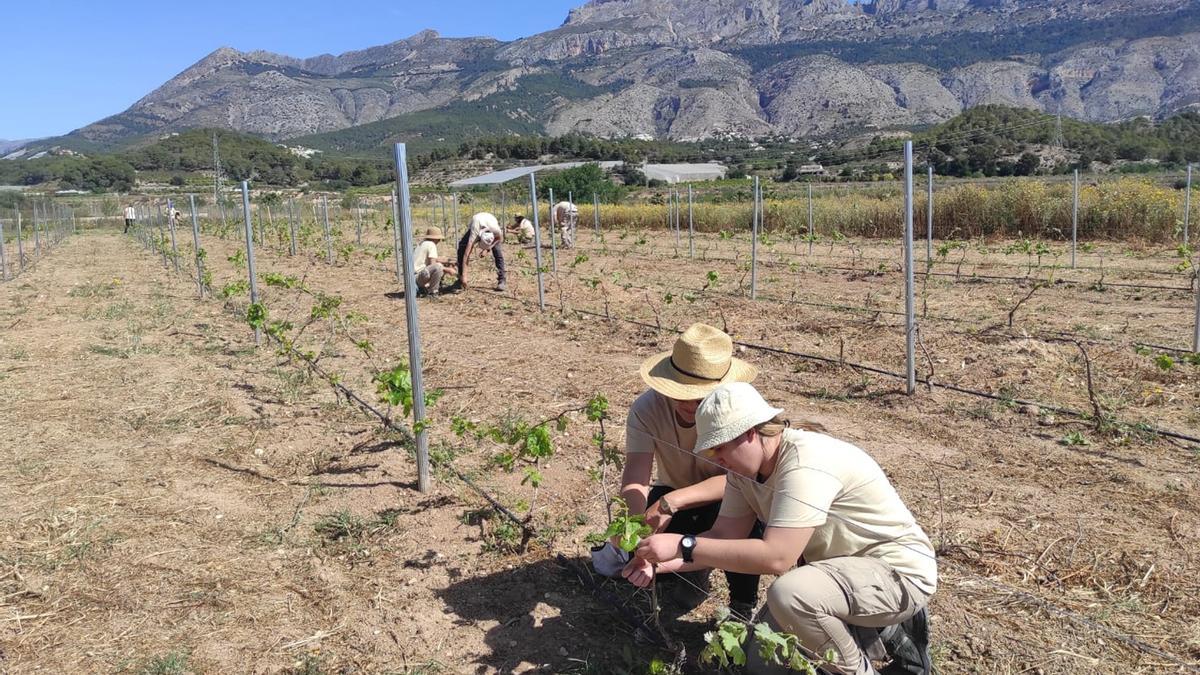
[657,496,676,517]
[680,535,697,563]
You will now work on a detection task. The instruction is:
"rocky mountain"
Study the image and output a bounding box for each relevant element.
[65,0,1200,149]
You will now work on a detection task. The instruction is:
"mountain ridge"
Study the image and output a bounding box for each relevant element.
[61,0,1200,150]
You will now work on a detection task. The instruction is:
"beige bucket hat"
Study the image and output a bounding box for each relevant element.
[639,323,758,401]
[423,226,444,241]
[693,382,784,453]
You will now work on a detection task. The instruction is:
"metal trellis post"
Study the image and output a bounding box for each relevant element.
[593,192,600,235]
[16,209,24,274]
[1072,169,1079,269]
[190,195,204,298]
[0,213,7,282]
[288,199,298,256]
[322,196,334,265]
[167,199,180,275]
[688,184,695,259]
[240,182,261,346]
[808,182,814,256]
[750,176,759,300]
[391,143,432,493]
[926,166,934,265]
[1185,164,1192,246]
[903,142,917,395]
[548,187,557,272]
[530,173,546,311]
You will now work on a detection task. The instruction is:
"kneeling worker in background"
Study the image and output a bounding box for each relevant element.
[448,212,506,293]
[624,382,936,675]
[412,226,454,297]
[508,214,536,244]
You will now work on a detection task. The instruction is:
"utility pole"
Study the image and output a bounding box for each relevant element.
[213,131,226,226]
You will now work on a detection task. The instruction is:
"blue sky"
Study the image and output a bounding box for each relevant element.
[0,0,582,139]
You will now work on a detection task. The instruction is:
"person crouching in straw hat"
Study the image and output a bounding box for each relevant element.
[589,323,763,617]
[622,382,936,675]
[412,226,455,297]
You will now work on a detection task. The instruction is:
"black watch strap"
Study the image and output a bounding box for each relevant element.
[680,535,697,563]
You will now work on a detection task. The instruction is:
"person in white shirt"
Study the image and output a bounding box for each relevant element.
[123,205,136,233]
[448,212,506,292]
[412,226,454,297]
[508,214,536,244]
[551,201,578,248]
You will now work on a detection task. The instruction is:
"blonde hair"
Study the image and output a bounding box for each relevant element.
[754,415,825,437]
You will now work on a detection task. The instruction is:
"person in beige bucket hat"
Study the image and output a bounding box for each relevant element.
[412,226,455,297]
[624,382,937,675]
[590,323,762,616]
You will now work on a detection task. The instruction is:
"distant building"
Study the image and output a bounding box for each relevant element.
[797,164,825,176]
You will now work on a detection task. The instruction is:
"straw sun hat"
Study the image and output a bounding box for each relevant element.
[693,382,784,453]
[639,323,758,401]
[423,226,444,241]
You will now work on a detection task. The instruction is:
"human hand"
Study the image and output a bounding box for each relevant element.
[643,500,673,532]
[634,533,683,564]
[621,556,656,588]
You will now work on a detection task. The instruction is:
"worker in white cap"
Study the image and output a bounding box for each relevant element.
[448,212,506,292]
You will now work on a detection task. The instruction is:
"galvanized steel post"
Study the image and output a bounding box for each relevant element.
[548,187,557,272]
[391,191,403,285]
[189,195,204,298]
[356,202,363,245]
[240,182,261,346]
[593,192,600,235]
[904,142,917,395]
[529,173,546,311]
[0,213,7,281]
[391,143,432,493]
[750,176,759,300]
[450,193,459,238]
[167,199,180,275]
[808,182,814,256]
[287,199,298,256]
[688,184,695,259]
[1185,163,1192,246]
[322,196,334,265]
[926,166,934,265]
[1072,169,1079,269]
[15,209,23,274]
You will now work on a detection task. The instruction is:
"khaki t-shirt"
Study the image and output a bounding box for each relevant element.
[719,428,937,594]
[625,390,723,489]
[413,240,438,273]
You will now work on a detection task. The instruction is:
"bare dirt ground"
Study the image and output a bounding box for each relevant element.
[1,225,1199,674]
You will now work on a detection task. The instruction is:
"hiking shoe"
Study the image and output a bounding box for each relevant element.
[494,281,506,292]
[880,608,932,675]
[443,281,464,294]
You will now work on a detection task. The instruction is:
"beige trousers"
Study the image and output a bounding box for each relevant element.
[758,557,930,675]
[416,263,443,292]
